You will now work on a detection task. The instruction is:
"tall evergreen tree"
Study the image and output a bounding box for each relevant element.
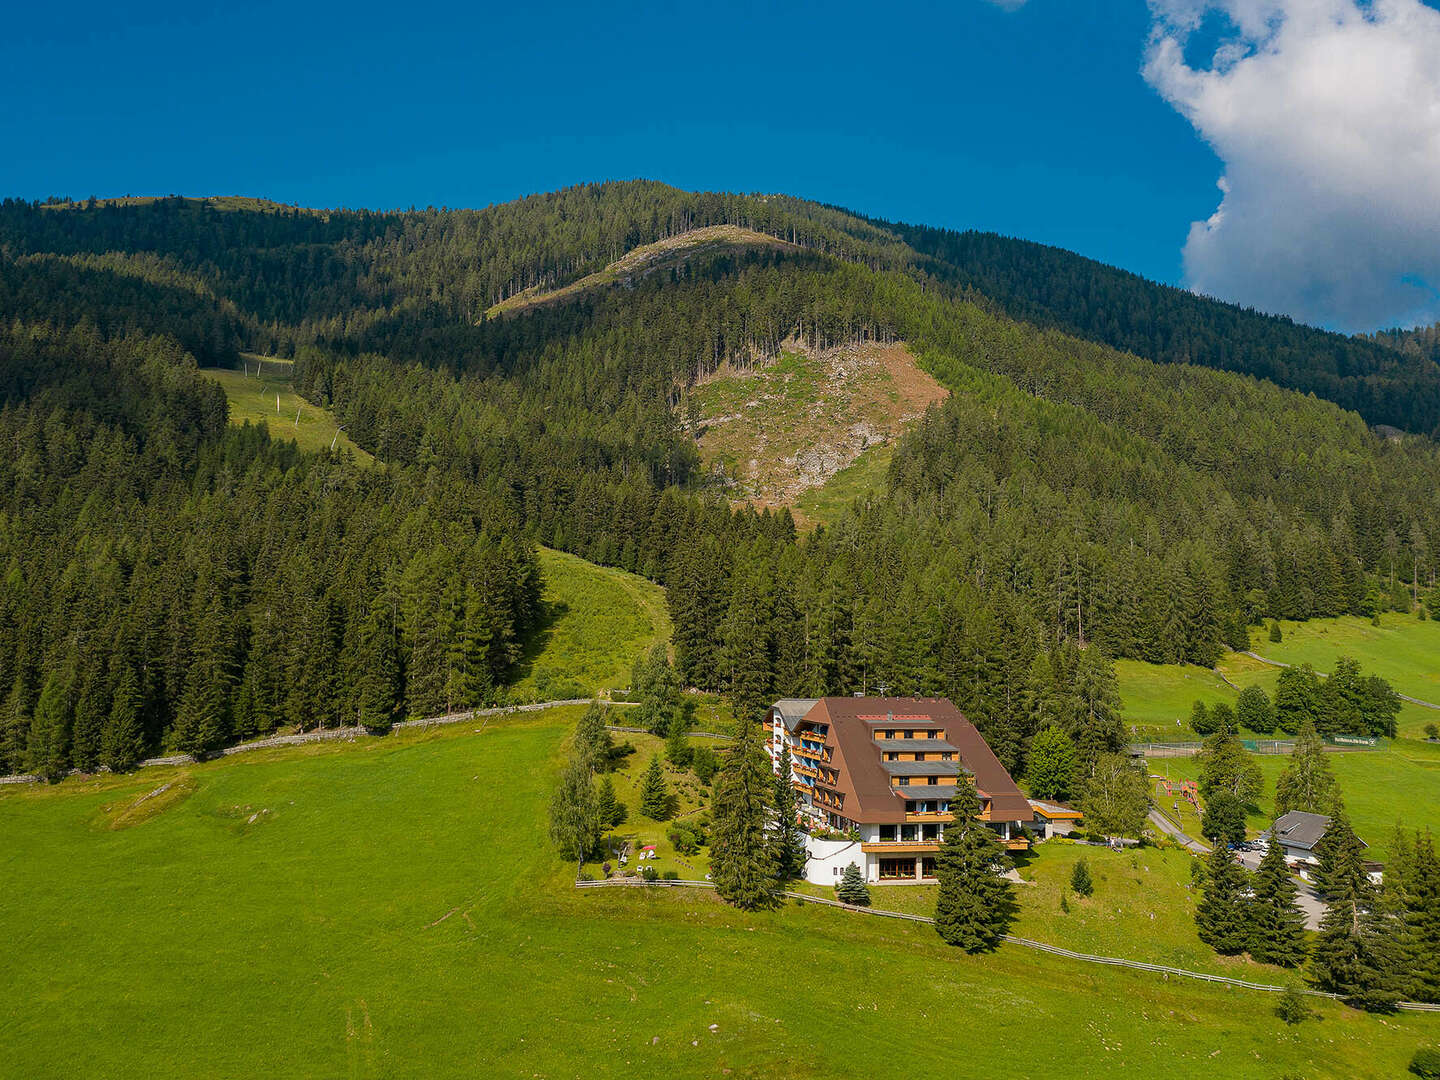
[1400,832,1440,1002]
[1309,811,1400,1011]
[100,661,146,771]
[1195,843,1249,955]
[1274,720,1342,818]
[770,745,807,882]
[638,754,671,820]
[709,726,778,910]
[933,779,1015,952]
[1249,839,1309,967]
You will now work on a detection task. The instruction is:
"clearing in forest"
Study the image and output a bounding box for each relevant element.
[690,340,946,517]
[485,224,791,317]
[507,547,671,702]
[201,358,373,464]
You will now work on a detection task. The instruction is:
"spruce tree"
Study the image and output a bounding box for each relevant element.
[1400,831,1440,1002]
[836,862,870,906]
[709,725,778,910]
[27,669,74,781]
[1274,719,1341,817]
[638,754,670,820]
[547,755,600,864]
[770,745,807,882]
[1249,839,1309,967]
[1027,725,1079,801]
[1070,857,1093,897]
[1195,843,1249,955]
[354,598,403,732]
[595,774,625,829]
[934,779,1015,952]
[1310,812,1401,1010]
[100,663,145,771]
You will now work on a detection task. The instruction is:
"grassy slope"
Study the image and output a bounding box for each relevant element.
[1118,614,1439,740]
[486,225,788,317]
[1252,613,1440,709]
[507,547,670,701]
[202,360,373,463]
[1158,739,1440,861]
[2,712,1429,1079]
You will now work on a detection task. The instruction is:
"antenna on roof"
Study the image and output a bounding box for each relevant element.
[876,683,890,697]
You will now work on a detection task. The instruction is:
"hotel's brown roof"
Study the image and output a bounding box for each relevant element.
[803,697,1032,824]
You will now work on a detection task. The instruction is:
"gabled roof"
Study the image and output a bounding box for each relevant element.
[770,699,820,733]
[1265,810,1362,852]
[791,697,1032,824]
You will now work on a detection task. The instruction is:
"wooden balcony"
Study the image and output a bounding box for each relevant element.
[905,811,954,823]
[861,841,942,855]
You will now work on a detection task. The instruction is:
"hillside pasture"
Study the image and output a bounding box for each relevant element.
[201,361,372,463]
[1,709,1431,1079]
[507,547,670,701]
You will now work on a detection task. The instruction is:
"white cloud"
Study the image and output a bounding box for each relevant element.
[985,0,1029,10]
[1144,0,1440,331]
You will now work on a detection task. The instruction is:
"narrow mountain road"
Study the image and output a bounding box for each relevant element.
[1148,807,1210,854]
[1242,651,1440,711]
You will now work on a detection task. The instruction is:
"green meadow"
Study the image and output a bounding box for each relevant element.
[1251,613,1440,711]
[3,710,1434,1079]
[1118,613,1440,740]
[201,359,373,463]
[1157,737,1440,861]
[507,547,671,701]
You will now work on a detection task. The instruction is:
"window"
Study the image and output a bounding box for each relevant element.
[879,825,897,842]
[941,752,954,760]
[927,777,938,785]
[903,730,914,739]
[897,777,909,786]
[921,857,937,878]
[901,824,918,842]
[884,752,898,761]
[914,753,927,761]
[879,858,914,880]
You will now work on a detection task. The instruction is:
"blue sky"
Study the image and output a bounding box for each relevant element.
[4,0,1439,328]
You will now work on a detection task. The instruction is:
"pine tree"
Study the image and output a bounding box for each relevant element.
[638,754,671,820]
[1195,843,1249,955]
[1070,857,1093,897]
[770,745,807,882]
[547,755,600,864]
[595,774,625,829]
[836,862,870,906]
[1274,984,1313,1024]
[354,597,403,732]
[27,668,74,781]
[100,662,145,771]
[1249,839,1309,967]
[1309,812,1401,1010]
[1274,719,1341,817]
[1399,831,1440,1002]
[934,779,1015,952]
[709,726,778,910]
[1027,725,1079,801]
[1311,812,1367,900]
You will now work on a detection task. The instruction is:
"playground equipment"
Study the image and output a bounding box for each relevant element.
[1154,777,1201,814]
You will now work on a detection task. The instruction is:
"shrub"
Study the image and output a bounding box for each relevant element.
[1269,621,1283,643]
[641,866,658,882]
[1275,985,1313,1025]
[662,870,679,881]
[1409,1048,1440,1078]
[1070,858,1094,897]
[835,862,870,906]
[691,745,719,785]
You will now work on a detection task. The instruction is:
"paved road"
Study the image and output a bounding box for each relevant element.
[1148,808,1210,854]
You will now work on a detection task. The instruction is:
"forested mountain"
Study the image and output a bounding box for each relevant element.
[879,223,1440,436]
[1,182,1437,780]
